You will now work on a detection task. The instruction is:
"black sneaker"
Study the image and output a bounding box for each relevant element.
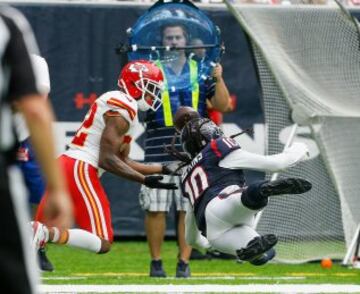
[236,234,278,263]
[250,248,276,266]
[150,260,166,278]
[260,178,312,198]
[38,248,54,272]
[176,260,191,278]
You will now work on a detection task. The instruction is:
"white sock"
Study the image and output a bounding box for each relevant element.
[66,229,102,253]
[43,225,50,243]
[51,227,60,243]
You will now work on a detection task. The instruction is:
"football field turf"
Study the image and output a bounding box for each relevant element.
[40,240,360,292]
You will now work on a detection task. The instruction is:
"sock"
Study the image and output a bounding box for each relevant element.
[43,225,50,243]
[65,229,102,253]
[49,227,60,243]
[241,180,269,210]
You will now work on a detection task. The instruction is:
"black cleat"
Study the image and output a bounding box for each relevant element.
[236,234,278,263]
[260,178,312,198]
[176,260,191,278]
[149,260,166,278]
[207,250,236,260]
[250,248,276,266]
[38,248,54,272]
[190,248,211,260]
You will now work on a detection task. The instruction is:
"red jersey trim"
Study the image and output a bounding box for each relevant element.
[105,110,121,117]
[210,139,222,158]
[123,135,132,144]
[107,98,136,121]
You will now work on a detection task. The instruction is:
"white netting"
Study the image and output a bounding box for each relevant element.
[225,2,360,262]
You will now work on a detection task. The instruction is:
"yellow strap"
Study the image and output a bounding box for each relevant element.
[189,59,199,111]
[155,60,173,126]
[155,60,200,126]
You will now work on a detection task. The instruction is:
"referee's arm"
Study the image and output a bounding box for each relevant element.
[3,8,73,229]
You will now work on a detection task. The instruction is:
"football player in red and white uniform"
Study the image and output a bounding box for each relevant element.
[33,60,177,259]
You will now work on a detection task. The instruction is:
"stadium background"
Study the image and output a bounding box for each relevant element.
[15,2,360,238]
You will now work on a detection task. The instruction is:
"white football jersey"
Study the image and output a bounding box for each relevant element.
[65,90,139,168]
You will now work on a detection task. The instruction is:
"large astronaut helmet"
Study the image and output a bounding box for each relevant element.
[127,0,222,93]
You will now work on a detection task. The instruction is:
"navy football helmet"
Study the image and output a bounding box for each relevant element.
[180,118,224,158]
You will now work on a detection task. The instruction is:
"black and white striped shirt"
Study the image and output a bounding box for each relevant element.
[0,5,40,157]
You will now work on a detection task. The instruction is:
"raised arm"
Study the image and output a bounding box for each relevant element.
[209,63,231,112]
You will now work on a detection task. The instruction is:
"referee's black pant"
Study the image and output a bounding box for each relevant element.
[0,163,39,294]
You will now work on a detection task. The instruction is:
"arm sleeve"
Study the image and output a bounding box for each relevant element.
[2,8,40,102]
[218,142,309,172]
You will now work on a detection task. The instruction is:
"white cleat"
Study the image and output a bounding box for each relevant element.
[31,221,48,250]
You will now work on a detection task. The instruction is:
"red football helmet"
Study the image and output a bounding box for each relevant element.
[118,60,164,111]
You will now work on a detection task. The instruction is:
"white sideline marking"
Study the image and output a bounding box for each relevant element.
[41,284,360,293]
[42,277,87,280]
[42,276,305,281]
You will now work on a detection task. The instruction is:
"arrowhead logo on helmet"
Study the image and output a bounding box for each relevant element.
[118,60,164,112]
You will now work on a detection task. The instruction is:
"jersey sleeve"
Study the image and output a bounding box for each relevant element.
[105,96,137,124]
[219,142,309,172]
[209,137,241,159]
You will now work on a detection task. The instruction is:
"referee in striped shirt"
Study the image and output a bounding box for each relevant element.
[0,6,73,294]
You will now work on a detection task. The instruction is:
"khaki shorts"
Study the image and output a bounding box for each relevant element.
[139,174,190,212]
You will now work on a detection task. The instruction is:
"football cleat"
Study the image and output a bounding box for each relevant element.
[176,260,191,278]
[259,178,312,198]
[149,260,167,278]
[249,248,276,266]
[236,234,278,264]
[38,248,54,272]
[31,221,48,251]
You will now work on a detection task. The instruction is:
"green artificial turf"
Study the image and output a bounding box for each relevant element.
[40,241,360,285]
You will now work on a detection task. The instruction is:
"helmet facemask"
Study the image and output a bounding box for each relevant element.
[134,73,163,112]
[181,118,224,158]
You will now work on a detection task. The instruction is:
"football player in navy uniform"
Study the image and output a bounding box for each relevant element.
[176,117,311,265]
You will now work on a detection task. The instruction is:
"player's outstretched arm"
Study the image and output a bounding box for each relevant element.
[99,114,177,190]
[219,142,310,172]
[122,158,163,175]
[99,114,146,183]
[122,158,181,176]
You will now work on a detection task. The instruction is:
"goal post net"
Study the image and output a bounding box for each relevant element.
[224,2,360,263]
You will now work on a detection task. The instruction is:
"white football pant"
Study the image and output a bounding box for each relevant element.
[205,185,262,256]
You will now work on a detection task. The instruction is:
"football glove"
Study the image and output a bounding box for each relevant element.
[144,176,178,190]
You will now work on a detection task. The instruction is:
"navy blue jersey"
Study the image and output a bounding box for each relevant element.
[181,137,246,236]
